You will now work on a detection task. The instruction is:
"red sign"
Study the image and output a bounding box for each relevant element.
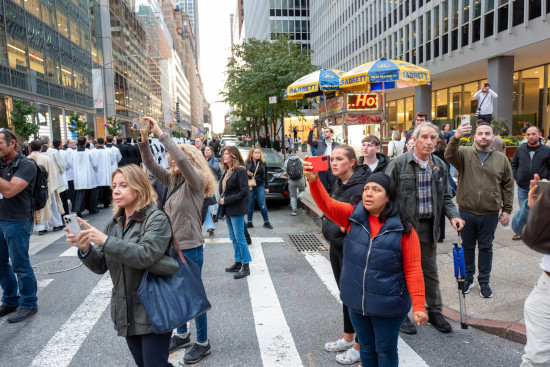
[346,93,380,111]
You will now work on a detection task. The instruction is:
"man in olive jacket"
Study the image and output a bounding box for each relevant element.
[386,122,464,335]
[445,122,514,299]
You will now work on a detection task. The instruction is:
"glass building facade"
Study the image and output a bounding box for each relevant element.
[0,0,94,139]
[269,0,311,50]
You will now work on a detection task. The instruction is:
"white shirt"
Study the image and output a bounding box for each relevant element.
[473,89,498,115]
[368,160,379,172]
[325,140,334,157]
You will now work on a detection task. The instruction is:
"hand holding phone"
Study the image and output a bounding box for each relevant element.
[535,180,550,196]
[64,214,82,236]
[305,155,329,172]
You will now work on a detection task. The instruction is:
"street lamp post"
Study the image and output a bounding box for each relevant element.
[102,54,138,136]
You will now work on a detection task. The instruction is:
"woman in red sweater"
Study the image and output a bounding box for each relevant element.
[304,159,428,367]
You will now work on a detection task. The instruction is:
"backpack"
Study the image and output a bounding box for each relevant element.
[32,161,49,211]
[287,158,303,180]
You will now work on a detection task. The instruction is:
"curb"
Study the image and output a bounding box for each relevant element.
[299,193,527,345]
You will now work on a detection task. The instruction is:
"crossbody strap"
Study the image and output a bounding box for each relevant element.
[478,92,489,109]
[140,210,186,264]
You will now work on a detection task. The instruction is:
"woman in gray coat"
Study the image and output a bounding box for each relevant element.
[66,164,178,367]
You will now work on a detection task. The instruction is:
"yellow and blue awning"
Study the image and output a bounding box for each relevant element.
[339,58,430,92]
[285,69,346,100]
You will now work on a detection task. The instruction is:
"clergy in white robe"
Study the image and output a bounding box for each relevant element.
[93,138,116,208]
[105,135,122,173]
[64,139,76,202]
[28,141,64,233]
[71,137,99,215]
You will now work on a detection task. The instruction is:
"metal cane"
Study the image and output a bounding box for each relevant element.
[452,231,468,329]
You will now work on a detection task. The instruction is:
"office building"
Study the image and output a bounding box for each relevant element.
[243,0,311,51]
[310,0,550,134]
[0,0,95,139]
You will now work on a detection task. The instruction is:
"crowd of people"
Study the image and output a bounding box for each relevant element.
[1,108,550,366]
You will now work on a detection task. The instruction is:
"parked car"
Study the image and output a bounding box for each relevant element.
[237,147,290,203]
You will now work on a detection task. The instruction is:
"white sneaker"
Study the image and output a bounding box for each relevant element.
[325,338,355,352]
[336,347,360,365]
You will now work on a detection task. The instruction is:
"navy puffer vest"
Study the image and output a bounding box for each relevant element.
[340,204,412,317]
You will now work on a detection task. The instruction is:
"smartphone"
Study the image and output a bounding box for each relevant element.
[306,155,330,172]
[132,118,150,131]
[64,214,82,236]
[535,180,550,196]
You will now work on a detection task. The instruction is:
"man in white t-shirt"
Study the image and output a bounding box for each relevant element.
[359,135,390,174]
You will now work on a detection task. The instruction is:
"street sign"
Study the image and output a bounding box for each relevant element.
[169,123,173,129]
[269,96,277,104]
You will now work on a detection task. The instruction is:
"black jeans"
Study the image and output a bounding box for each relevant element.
[329,243,355,334]
[459,209,499,284]
[125,332,172,367]
[478,114,493,124]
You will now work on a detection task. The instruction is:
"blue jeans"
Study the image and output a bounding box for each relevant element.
[226,215,252,264]
[247,185,269,222]
[203,207,215,231]
[0,219,37,309]
[518,186,529,208]
[348,310,407,367]
[459,209,499,284]
[176,246,208,343]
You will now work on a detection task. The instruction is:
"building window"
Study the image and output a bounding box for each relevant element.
[498,3,509,33]
[485,12,494,37]
[513,0,524,26]
[7,36,28,71]
[528,0,541,19]
[472,18,481,42]
[461,25,468,47]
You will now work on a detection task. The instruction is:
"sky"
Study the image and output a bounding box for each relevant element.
[197,0,235,134]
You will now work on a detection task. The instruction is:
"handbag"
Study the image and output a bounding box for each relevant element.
[248,162,259,188]
[137,213,211,334]
[216,191,226,219]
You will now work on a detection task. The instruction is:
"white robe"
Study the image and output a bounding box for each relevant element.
[71,148,99,190]
[93,147,116,187]
[105,145,122,173]
[57,149,70,190]
[44,148,67,192]
[64,148,75,181]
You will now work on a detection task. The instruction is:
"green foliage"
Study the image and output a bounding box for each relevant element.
[221,37,317,137]
[491,118,509,136]
[68,112,92,138]
[10,99,38,142]
[106,116,123,137]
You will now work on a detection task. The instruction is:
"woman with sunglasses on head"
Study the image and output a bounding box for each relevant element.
[245,147,273,229]
[219,146,252,279]
[304,161,428,367]
[137,118,217,364]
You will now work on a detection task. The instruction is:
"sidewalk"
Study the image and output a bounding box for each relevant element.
[299,182,539,344]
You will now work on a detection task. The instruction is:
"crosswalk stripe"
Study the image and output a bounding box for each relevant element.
[304,251,430,367]
[0,278,53,327]
[59,246,78,257]
[29,274,111,367]
[248,237,303,367]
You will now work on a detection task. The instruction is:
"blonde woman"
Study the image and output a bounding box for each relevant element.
[245,147,273,229]
[66,164,178,367]
[138,117,216,364]
[219,146,252,279]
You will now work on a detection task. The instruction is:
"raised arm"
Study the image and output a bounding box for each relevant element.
[138,138,171,187]
[308,176,353,228]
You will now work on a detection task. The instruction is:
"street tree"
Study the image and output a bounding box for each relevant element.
[105,116,123,137]
[222,36,316,142]
[68,112,92,138]
[10,99,39,142]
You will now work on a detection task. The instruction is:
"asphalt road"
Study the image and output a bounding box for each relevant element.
[0,202,525,367]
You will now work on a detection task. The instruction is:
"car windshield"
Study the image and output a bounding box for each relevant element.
[262,150,283,166]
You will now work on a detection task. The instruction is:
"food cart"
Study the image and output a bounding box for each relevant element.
[318,92,384,152]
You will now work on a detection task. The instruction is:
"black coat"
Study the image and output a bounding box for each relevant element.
[359,152,390,174]
[246,159,269,189]
[219,167,249,216]
[321,166,371,248]
[127,144,142,166]
[118,143,130,166]
[511,142,550,189]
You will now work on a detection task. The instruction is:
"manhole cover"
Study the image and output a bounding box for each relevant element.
[32,258,82,274]
[287,234,329,252]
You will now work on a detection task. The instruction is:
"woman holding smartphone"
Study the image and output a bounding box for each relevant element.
[138,118,216,363]
[245,147,273,229]
[219,146,252,279]
[66,164,178,367]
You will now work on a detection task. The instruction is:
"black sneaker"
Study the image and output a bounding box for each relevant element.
[7,307,37,323]
[263,222,273,229]
[245,232,252,245]
[184,341,211,364]
[0,304,18,317]
[480,283,493,298]
[400,316,417,335]
[169,333,191,352]
[463,280,475,294]
[428,311,452,333]
[246,222,254,228]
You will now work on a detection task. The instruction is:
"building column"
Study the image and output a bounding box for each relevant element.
[488,56,514,129]
[415,84,432,121]
[99,0,115,122]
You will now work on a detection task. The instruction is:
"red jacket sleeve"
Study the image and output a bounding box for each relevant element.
[308,178,354,228]
[401,229,426,314]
